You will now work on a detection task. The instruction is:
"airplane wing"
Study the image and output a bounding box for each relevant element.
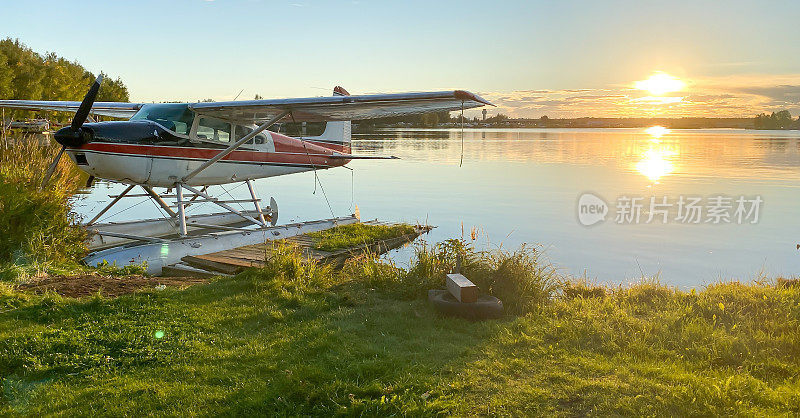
[0,90,492,122]
[0,100,144,118]
[190,90,493,123]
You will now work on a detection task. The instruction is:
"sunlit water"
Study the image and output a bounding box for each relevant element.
[73,128,800,287]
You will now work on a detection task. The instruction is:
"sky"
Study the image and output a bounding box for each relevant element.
[3,0,800,118]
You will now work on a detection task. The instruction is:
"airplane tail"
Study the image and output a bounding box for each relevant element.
[306,86,352,153]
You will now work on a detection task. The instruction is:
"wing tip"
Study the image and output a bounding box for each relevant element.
[454,90,494,107]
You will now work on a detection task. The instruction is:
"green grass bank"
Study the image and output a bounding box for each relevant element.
[0,240,798,416]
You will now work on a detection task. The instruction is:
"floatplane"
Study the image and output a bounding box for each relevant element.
[0,77,491,274]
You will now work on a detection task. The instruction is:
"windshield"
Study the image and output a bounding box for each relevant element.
[130,103,195,135]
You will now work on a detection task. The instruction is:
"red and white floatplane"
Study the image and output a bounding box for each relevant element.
[0,77,491,274]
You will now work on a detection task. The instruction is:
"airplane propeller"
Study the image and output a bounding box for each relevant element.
[42,74,103,188]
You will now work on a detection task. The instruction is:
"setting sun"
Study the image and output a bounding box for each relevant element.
[634,73,685,96]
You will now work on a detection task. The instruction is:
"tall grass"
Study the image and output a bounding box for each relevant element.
[249,242,336,291]
[0,134,87,276]
[343,239,560,314]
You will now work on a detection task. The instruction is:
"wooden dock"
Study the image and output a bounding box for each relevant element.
[162,220,433,278]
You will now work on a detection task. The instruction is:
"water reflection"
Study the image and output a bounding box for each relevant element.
[355,128,800,181]
[645,125,669,141]
[636,126,676,182]
[635,148,676,182]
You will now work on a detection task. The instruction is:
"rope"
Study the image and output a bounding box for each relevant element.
[149,196,169,219]
[185,183,244,214]
[95,194,152,224]
[342,165,355,212]
[460,100,465,167]
[291,112,337,219]
[219,183,247,213]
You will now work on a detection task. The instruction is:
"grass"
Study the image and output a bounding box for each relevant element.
[307,223,417,252]
[0,240,798,416]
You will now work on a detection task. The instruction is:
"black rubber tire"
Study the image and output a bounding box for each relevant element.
[427,289,503,320]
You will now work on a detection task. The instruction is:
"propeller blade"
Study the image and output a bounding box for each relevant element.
[40,145,66,189]
[71,74,103,131]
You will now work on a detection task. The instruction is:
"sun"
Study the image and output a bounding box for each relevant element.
[634,72,685,96]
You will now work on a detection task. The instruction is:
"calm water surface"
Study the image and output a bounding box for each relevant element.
[75,128,800,287]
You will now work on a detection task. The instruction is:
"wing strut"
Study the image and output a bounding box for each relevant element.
[181,110,290,183]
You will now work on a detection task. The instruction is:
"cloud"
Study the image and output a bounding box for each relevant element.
[478,74,800,118]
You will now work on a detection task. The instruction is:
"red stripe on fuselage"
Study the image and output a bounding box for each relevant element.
[78,142,345,168]
[302,140,350,153]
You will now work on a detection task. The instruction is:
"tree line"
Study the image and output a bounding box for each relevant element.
[0,38,129,123]
[753,110,800,130]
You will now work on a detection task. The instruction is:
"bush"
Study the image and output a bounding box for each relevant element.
[467,244,560,315]
[343,239,475,300]
[344,239,560,314]
[0,135,87,268]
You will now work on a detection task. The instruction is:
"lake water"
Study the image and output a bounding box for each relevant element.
[75,128,800,288]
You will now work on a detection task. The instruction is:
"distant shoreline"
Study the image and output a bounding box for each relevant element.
[354,123,800,132]
[354,117,777,131]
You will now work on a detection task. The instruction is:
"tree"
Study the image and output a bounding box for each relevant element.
[754,110,795,130]
[0,49,12,99]
[420,112,439,127]
[484,113,509,124]
[774,110,793,129]
[0,38,130,122]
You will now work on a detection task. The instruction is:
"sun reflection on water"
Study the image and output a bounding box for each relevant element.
[636,126,676,181]
[645,126,670,140]
[636,148,675,181]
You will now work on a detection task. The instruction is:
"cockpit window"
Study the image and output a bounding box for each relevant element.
[130,103,194,135]
[234,125,253,144]
[197,117,231,143]
[234,125,269,145]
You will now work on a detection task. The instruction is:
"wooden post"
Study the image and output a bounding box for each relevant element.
[446,273,478,303]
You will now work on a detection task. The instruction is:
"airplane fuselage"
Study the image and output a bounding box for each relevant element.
[62,107,350,187]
